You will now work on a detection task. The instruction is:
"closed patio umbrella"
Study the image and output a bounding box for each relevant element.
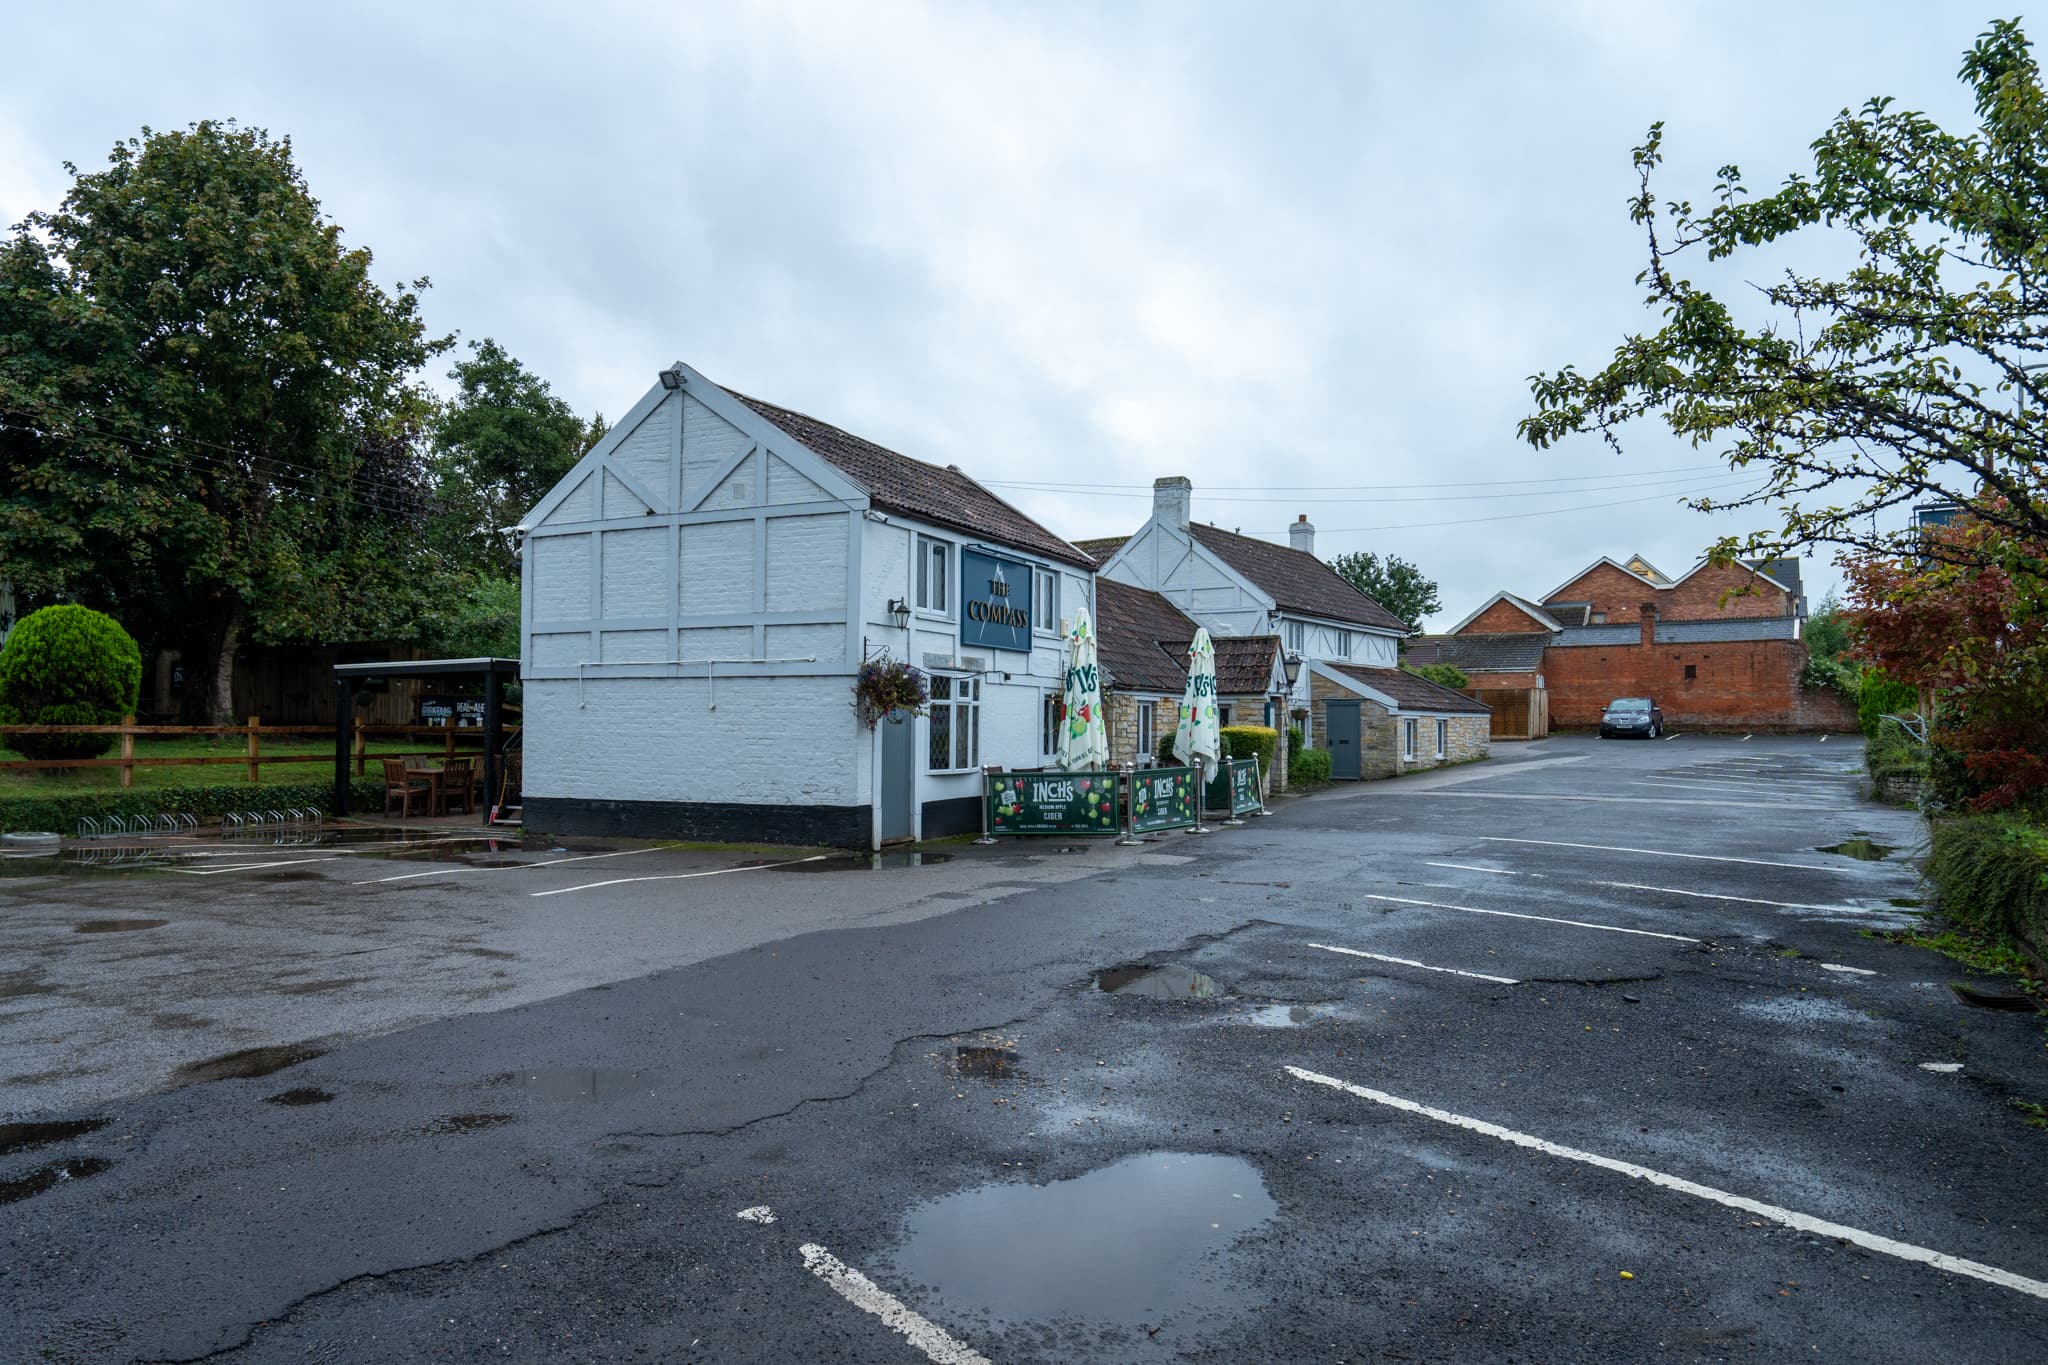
[1172,628,1221,769]
[1057,607,1109,771]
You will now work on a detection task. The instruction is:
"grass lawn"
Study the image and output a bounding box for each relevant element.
[0,733,493,795]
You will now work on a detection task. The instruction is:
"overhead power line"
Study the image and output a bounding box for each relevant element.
[982,461,1728,494]
[1213,476,1764,535]
[996,469,1727,505]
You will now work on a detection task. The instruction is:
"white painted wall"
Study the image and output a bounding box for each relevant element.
[1100,522,1273,638]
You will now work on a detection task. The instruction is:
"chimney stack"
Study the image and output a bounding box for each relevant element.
[1289,514,1315,555]
[1153,475,1192,530]
[1639,600,1659,649]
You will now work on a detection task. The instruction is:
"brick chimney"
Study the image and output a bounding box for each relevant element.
[1153,475,1192,530]
[1289,513,1315,555]
[1639,601,1659,649]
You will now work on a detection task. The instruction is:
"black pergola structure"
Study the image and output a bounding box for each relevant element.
[332,658,520,818]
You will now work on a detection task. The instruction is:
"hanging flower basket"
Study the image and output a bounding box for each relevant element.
[853,657,929,727]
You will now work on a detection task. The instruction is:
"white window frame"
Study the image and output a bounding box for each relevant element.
[1136,700,1155,759]
[1333,628,1354,659]
[1282,619,1305,652]
[915,535,952,616]
[1040,690,1059,761]
[1435,718,1448,758]
[1402,717,1418,761]
[927,674,980,772]
[1033,567,1058,634]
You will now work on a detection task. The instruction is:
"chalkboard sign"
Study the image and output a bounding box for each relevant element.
[1204,758,1263,816]
[1131,766,1197,833]
[421,695,485,728]
[987,770,1120,835]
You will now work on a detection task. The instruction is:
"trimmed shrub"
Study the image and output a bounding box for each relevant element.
[1409,662,1468,690]
[1292,748,1332,784]
[0,605,143,761]
[1219,725,1277,774]
[1286,723,1304,757]
[1858,669,1917,739]
[1156,726,1179,767]
[0,778,383,835]
[1925,815,2048,961]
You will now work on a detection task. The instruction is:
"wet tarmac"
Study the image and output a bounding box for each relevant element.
[0,1117,109,1156]
[73,918,169,934]
[493,1067,659,1101]
[1094,964,1221,999]
[0,1157,113,1205]
[1817,838,1895,860]
[170,1044,327,1087]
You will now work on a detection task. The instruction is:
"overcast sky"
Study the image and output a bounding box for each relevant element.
[2,2,2006,626]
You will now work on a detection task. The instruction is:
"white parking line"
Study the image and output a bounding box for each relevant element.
[364,846,656,884]
[1422,861,1527,876]
[1360,894,1699,943]
[1284,1066,2048,1302]
[1423,792,1859,811]
[531,854,828,896]
[1821,963,1878,976]
[1594,881,1887,915]
[1480,836,1836,871]
[1308,941,1519,984]
[799,1243,992,1365]
[1629,781,1806,802]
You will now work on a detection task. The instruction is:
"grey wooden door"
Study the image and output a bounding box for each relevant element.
[880,709,916,842]
[1326,701,1361,780]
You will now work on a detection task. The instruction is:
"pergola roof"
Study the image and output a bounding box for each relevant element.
[332,657,520,679]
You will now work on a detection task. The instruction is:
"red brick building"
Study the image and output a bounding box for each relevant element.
[1410,554,1857,734]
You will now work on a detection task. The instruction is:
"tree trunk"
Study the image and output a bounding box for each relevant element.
[204,608,243,726]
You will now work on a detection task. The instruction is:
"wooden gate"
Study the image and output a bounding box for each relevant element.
[1462,687,1548,740]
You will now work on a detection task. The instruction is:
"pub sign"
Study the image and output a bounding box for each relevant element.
[959,548,1033,653]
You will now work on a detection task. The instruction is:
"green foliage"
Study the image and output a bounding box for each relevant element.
[1219,725,1277,773]
[0,120,450,720]
[1328,551,1440,631]
[1859,670,1919,739]
[1286,723,1304,757]
[1156,725,1179,767]
[0,778,381,834]
[1520,20,2048,577]
[1409,662,1469,690]
[1291,748,1332,784]
[1804,591,1852,664]
[1925,815,2048,959]
[429,339,600,575]
[419,576,521,660]
[0,605,141,760]
[1801,655,1860,700]
[1865,724,1929,793]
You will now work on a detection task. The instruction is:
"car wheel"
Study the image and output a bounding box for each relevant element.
[1649,723,1660,739]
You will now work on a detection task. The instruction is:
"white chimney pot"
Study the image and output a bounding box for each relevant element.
[1289,513,1315,555]
[1153,476,1193,530]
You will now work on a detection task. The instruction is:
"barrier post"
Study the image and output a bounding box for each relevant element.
[1116,763,1143,846]
[246,716,261,784]
[1192,757,1212,833]
[973,765,998,844]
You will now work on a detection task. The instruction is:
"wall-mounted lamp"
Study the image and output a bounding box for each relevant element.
[658,366,684,391]
[887,597,912,630]
[1282,651,1303,689]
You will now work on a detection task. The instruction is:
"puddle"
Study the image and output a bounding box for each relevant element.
[264,1087,336,1107]
[418,1112,516,1135]
[1238,1004,1321,1028]
[0,1117,109,1156]
[1095,964,1221,999]
[171,1043,326,1087]
[1817,839,1893,860]
[885,1152,1275,1328]
[73,918,169,934]
[1948,983,2042,1013]
[770,852,955,871]
[492,1067,657,1100]
[0,1157,113,1205]
[0,828,499,878]
[954,1046,1024,1081]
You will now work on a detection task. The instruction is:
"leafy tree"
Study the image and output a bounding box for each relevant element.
[1521,20,2048,576]
[419,575,521,660]
[1803,591,1852,664]
[0,604,141,760]
[429,339,597,575]
[0,121,448,722]
[1409,662,1469,689]
[1329,551,1440,631]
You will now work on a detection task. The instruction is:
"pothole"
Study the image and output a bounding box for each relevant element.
[264,1087,336,1107]
[882,1151,1275,1328]
[953,1045,1024,1081]
[0,1117,110,1156]
[1816,839,1893,860]
[171,1043,326,1087]
[418,1112,517,1135]
[1236,1003,1322,1028]
[73,919,168,934]
[1095,964,1221,999]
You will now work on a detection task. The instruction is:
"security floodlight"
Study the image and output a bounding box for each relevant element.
[658,367,684,390]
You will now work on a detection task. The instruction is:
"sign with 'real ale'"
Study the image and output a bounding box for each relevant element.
[988,771,1120,835]
[959,548,1033,653]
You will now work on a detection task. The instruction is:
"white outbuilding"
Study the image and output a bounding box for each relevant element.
[517,361,1097,847]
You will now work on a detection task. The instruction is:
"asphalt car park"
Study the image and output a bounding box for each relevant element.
[3,736,2044,1363]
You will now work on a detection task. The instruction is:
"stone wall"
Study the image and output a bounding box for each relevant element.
[1107,692,1180,769]
[1308,672,1489,779]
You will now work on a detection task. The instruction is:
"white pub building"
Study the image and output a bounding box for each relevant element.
[517,361,1097,848]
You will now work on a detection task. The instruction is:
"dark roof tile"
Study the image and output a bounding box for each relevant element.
[1073,535,1129,564]
[731,392,1095,568]
[1404,633,1550,673]
[1325,663,1491,713]
[1187,523,1407,631]
[1092,579,1192,693]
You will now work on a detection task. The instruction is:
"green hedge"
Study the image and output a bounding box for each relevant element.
[1858,670,1917,739]
[0,777,383,835]
[1286,723,1304,757]
[1925,816,2048,961]
[1292,748,1332,784]
[0,604,143,761]
[1220,725,1277,772]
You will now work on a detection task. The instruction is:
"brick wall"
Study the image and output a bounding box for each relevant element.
[1457,599,1554,634]
[1543,638,1857,731]
[1546,561,1792,625]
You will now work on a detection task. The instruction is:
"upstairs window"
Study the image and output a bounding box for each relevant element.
[1033,567,1058,633]
[916,536,952,614]
[1282,620,1305,652]
[1333,628,1355,658]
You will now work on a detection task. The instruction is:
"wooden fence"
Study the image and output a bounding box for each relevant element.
[0,716,517,788]
[1461,687,1549,740]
